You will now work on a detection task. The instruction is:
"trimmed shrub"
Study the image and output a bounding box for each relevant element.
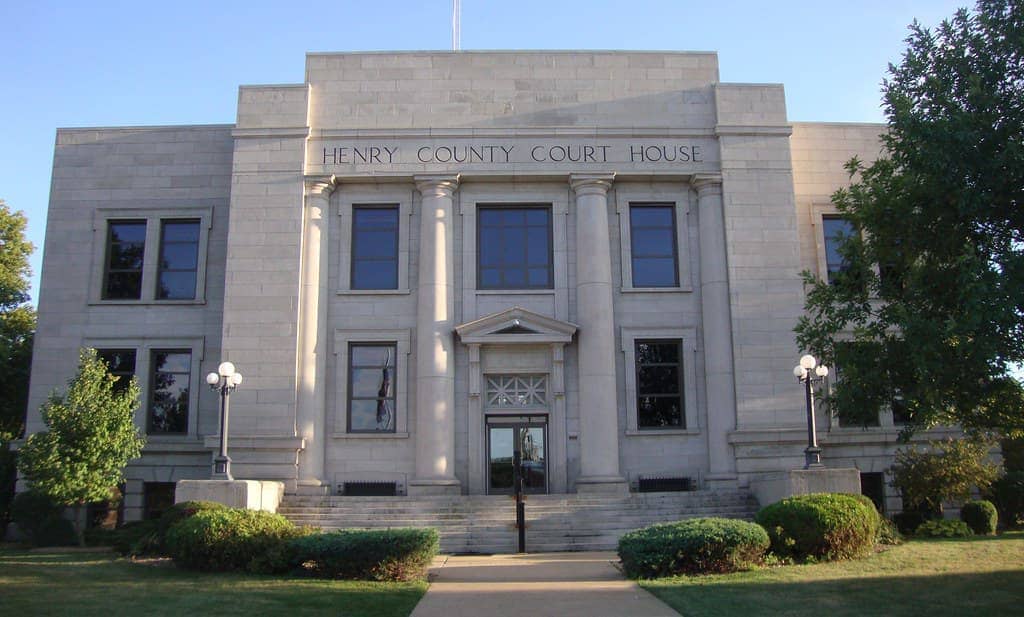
[987,471,1024,528]
[877,516,904,545]
[754,493,879,560]
[892,509,930,535]
[617,518,769,578]
[914,518,973,538]
[287,528,440,581]
[960,500,998,535]
[10,490,75,546]
[164,508,301,572]
[157,501,227,546]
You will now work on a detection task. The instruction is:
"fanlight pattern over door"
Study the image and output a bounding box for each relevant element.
[485,374,547,408]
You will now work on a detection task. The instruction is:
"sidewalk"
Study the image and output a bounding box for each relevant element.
[409,551,678,617]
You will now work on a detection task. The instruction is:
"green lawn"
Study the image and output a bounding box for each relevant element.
[0,549,427,617]
[642,532,1024,617]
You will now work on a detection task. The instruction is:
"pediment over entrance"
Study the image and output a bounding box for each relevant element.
[456,306,577,345]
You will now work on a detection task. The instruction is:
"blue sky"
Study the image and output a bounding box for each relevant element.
[1,0,966,302]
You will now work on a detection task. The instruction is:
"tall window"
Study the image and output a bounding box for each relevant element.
[97,349,137,395]
[348,343,397,433]
[629,204,678,287]
[103,220,147,299]
[635,340,684,428]
[823,216,855,285]
[478,206,552,289]
[351,206,399,290]
[148,350,191,434]
[157,219,200,299]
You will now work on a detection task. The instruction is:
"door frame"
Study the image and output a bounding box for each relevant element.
[485,414,549,495]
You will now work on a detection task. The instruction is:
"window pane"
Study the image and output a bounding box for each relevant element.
[98,349,136,394]
[351,207,399,290]
[158,272,197,300]
[161,220,200,242]
[631,228,675,257]
[354,208,398,229]
[352,262,398,290]
[353,230,397,258]
[636,341,679,364]
[349,344,397,433]
[630,206,674,227]
[632,258,676,287]
[638,397,684,428]
[157,221,199,301]
[105,272,143,299]
[630,205,678,288]
[478,207,552,289]
[110,222,146,243]
[823,217,855,285]
[109,243,146,269]
[351,346,393,366]
[149,350,190,434]
[635,340,683,429]
[638,366,680,394]
[160,243,198,270]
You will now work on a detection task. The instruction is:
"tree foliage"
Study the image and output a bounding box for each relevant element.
[17,348,145,543]
[0,199,35,439]
[890,437,1000,514]
[795,1,1024,435]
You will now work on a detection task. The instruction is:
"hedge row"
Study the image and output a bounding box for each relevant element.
[161,507,439,580]
[618,518,769,578]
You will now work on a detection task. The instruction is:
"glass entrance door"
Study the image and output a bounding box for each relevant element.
[487,416,547,494]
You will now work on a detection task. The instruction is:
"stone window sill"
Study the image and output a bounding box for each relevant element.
[475,289,555,295]
[621,287,693,294]
[89,299,207,306]
[625,428,701,436]
[336,289,411,296]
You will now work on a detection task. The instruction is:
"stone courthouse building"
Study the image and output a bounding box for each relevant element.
[27,51,917,527]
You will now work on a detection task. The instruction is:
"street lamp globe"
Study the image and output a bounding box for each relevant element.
[218,361,236,378]
[793,365,807,378]
[231,373,243,386]
[206,372,220,386]
[799,354,817,370]
[815,365,829,378]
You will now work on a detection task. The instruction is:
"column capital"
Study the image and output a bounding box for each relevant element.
[414,174,460,197]
[691,173,723,196]
[304,175,337,199]
[569,173,615,197]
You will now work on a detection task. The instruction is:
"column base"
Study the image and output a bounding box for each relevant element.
[575,475,629,495]
[295,479,330,496]
[408,478,462,496]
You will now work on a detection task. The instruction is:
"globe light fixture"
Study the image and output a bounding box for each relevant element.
[207,361,243,480]
[794,354,829,469]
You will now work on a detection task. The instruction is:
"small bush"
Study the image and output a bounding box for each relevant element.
[914,518,973,538]
[960,500,998,535]
[164,508,301,572]
[157,501,227,546]
[987,471,1024,528]
[754,493,879,561]
[877,516,904,545]
[892,510,930,535]
[287,528,440,581]
[617,518,769,578]
[10,490,74,546]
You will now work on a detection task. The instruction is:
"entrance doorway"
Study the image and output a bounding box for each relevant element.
[487,415,547,494]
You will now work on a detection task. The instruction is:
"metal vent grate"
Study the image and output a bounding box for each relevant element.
[637,476,694,493]
[343,481,397,496]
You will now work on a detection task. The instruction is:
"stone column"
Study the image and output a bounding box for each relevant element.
[570,174,627,493]
[296,178,335,490]
[410,175,461,495]
[693,174,738,484]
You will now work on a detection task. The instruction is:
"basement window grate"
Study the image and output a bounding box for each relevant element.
[343,481,397,496]
[638,476,694,493]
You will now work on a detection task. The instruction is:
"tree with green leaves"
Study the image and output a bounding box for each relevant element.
[0,199,35,530]
[795,0,1024,436]
[890,437,1000,515]
[17,349,145,545]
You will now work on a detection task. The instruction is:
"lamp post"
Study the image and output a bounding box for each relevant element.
[793,354,829,469]
[207,361,243,480]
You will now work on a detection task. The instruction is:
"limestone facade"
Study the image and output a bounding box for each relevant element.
[26,51,940,519]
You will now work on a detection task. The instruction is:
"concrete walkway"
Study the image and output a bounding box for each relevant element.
[409,551,678,617]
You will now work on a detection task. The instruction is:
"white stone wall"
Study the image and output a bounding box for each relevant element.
[28,125,234,519]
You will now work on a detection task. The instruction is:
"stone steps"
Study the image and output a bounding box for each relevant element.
[278,489,760,553]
